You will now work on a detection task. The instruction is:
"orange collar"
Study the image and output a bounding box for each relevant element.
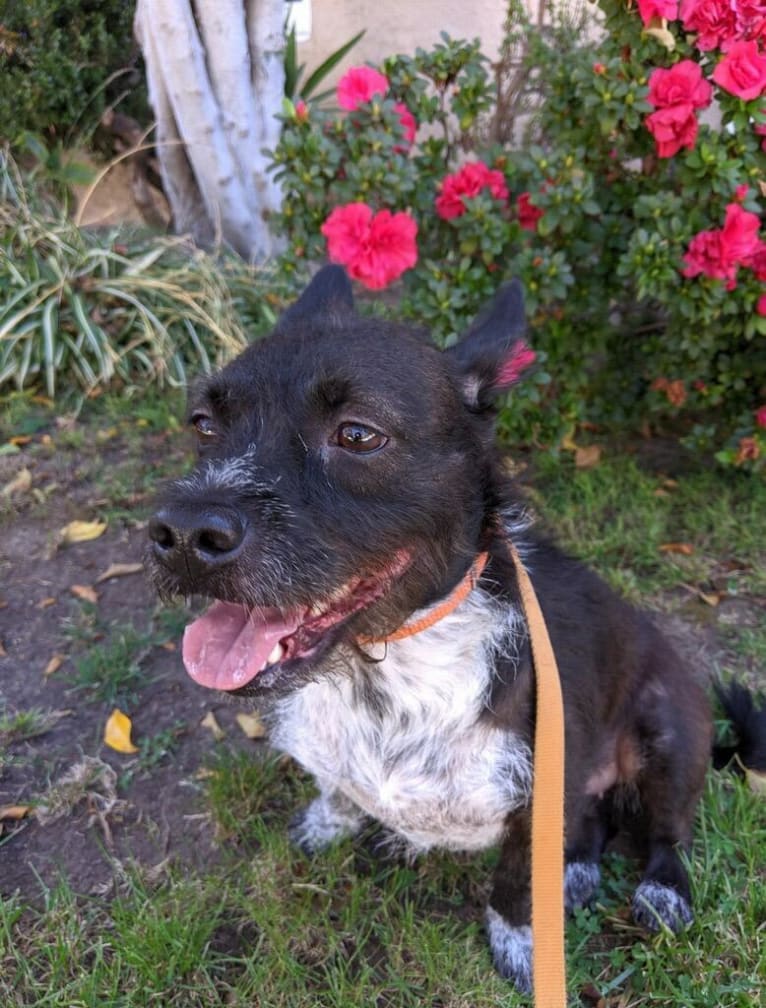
[358,551,490,645]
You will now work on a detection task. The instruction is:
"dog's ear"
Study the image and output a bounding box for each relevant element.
[447,279,535,410]
[281,265,355,323]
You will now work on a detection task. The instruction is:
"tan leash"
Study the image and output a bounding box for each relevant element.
[360,542,567,1006]
[508,540,567,1008]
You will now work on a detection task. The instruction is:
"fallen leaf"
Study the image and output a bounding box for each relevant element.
[0,805,30,820]
[2,467,32,497]
[697,590,721,607]
[95,562,144,584]
[200,711,225,741]
[61,520,107,544]
[0,640,6,658]
[37,597,57,609]
[161,641,177,652]
[104,709,139,754]
[236,711,267,739]
[659,542,694,556]
[9,435,32,447]
[44,654,65,677]
[745,768,766,796]
[575,444,602,469]
[70,584,99,604]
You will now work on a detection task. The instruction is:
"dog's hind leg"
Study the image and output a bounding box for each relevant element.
[290,788,367,856]
[630,676,711,932]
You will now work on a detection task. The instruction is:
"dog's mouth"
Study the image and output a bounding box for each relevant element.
[182,553,411,693]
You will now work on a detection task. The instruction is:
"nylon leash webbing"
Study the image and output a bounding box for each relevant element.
[507,541,567,1008]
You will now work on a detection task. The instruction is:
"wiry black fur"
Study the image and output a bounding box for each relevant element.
[148,266,762,994]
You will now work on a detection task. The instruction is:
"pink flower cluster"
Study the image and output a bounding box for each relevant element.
[645,60,713,157]
[638,4,766,157]
[321,203,418,290]
[434,161,509,220]
[682,201,766,287]
[679,0,766,53]
[336,66,417,147]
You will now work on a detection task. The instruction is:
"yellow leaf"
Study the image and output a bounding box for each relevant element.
[44,654,65,677]
[37,597,57,609]
[104,709,139,753]
[61,520,107,544]
[2,466,32,497]
[0,804,30,820]
[70,584,99,604]
[95,562,144,584]
[235,712,267,740]
[200,711,225,741]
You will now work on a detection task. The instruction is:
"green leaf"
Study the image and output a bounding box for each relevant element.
[300,30,366,101]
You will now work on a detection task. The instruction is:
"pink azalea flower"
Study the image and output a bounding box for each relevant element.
[435,162,509,220]
[713,40,766,101]
[321,203,418,290]
[681,229,737,283]
[517,192,545,231]
[647,60,713,110]
[755,403,766,425]
[337,66,389,111]
[720,203,765,262]
[638,0,679,24]
[645,103,701,157]
[680,0,739,52]
[394,102,417,148]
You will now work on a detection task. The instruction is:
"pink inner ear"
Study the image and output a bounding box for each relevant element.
[494,340,536,388]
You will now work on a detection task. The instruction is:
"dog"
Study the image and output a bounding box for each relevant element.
[148,264,725,993]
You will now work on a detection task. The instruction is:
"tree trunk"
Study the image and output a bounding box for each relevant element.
[134,0,284,260]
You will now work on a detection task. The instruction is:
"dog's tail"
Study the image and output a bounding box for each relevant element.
[712,681,766,773]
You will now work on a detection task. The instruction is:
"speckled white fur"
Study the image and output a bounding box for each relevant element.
[485,910,533,993]
[270,586,532,854]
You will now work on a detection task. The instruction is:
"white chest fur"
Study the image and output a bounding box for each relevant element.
[270,590,532,852]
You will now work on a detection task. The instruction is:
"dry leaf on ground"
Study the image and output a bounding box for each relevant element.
[236,712,267,739]
[200,711,225,740]
[0,805,31,820]
[60,520,107,544]
[70,584,99,604]
[95,562,144,584]
[104,709,139,754]
[2,467,32,497]
[659,542,695,556]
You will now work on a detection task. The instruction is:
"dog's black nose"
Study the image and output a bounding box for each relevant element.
[149,505,247,576]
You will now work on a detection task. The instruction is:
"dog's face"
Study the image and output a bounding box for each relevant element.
[148,266,530,695]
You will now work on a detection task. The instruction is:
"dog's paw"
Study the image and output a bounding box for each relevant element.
[564,861,601,913]
[485,908,532,995]
[289,795,365,856]
[632,881,693,932]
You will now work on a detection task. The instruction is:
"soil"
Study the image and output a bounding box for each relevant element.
[0,404,759,908]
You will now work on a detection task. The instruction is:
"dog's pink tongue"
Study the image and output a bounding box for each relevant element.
[182,601,299,691]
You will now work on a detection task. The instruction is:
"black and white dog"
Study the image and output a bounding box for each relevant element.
[149,265,737,992]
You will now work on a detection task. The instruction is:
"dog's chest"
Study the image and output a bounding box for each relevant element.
[270,595,532,851]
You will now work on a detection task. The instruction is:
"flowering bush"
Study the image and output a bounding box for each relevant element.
[269,5,766,469]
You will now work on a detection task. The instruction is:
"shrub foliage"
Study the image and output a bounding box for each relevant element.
[270,0,766,469]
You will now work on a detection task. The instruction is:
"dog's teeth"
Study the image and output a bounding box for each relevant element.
[266,642,284,666]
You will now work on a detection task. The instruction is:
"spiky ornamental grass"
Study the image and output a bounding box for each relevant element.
[0,152,289,398]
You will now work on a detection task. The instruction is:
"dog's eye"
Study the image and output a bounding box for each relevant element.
[191,413,217,442]
[335,423,387,454]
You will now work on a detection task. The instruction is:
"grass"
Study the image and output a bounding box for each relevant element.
[2,385,765,1006]
[1,769,763,1007]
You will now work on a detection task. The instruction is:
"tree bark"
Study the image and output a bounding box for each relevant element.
[134,0,284,260]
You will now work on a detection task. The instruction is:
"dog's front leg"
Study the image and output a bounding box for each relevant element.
[290,787,367,855]
[486,809,534,994]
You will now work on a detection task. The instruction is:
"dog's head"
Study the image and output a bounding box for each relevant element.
[147,266,532,694]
